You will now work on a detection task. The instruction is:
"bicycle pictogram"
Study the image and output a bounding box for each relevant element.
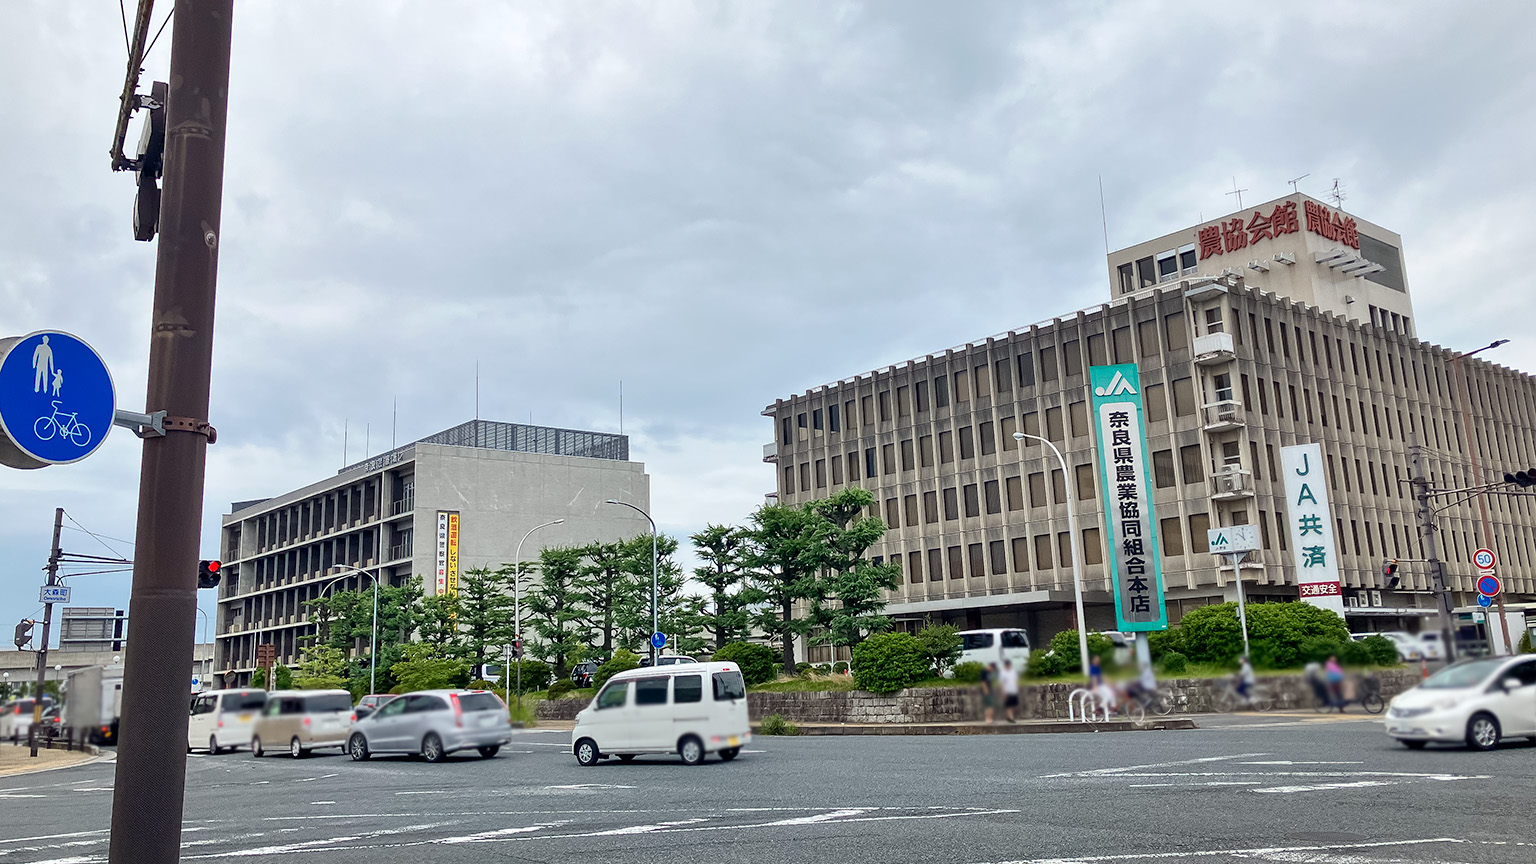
[33,401,93,449]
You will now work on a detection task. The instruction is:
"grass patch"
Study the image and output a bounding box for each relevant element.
[751,675,858,693]
[758,714,800,736]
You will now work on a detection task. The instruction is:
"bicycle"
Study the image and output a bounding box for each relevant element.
[1214,680,1274,712]
[33,401,93,448]
[1312,675,1384,715]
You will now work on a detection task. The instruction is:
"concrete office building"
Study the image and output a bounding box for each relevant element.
[765,197,1536,657]
[213,420,650,687]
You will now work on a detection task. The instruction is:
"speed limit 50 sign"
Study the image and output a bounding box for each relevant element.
[1473,547,1496,570]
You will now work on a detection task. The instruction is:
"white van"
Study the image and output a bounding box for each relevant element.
[188,689,268,753]
[956,629,1031,671]
[571,661,750,766]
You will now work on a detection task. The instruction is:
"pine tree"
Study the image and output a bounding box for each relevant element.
[744,503,829,675]
[525,546,591,676]
[691,524,758,651]
[807,488,900,650]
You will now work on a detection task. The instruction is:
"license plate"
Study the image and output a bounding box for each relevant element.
[728,736,740,747]
[239,714,252,722]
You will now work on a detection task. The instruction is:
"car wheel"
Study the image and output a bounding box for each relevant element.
[251,737,263,758]
[209,735,220,755]
[678,735,704,766]
[1466,713,1501,751]
[478,745,500,759]
[290,737,306,759]
[348,733,370,762]
[618,754,636,763]
[1400,739,1428,750]
[718,747,740,761]
[574,738,599,766]
[422,733,446,763]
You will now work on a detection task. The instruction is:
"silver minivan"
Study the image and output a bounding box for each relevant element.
[347,690,511,763]
[251,690,354,758]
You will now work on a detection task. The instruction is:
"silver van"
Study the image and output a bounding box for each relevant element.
[347,690,512,763]
[251,690,354,758]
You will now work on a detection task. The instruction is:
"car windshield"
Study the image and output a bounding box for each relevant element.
[712,670,746,701]
[1420,659,1505,689]
[459,693,503,712]
[961,633,994,650]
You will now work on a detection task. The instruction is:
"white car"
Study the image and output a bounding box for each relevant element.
[1385,655,1536,750]
[572,661,749,766]
[1357,631,1422,662]
[956,629,1031,672]
[1415,631,1447,661]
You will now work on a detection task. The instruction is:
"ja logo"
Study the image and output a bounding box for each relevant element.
[1094,370,1137,397]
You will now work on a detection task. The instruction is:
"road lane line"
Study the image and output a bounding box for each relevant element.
[969,837,1463,863]
[436,822,571,844]
[1041,753,1268,778]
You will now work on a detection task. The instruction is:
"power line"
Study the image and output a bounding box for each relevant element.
[62,511,134,560]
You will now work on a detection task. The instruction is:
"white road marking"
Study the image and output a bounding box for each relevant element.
[759,808,873,826]
[395,790,452,795]
[437,822,570,844]
[187,823,454,859]
[585,818,712,836]
[1127,782,1261,788]
[294,777,318,782]
[0,794,47,799]
[250,781,270,785]
[543,783,637,790]
[16,857,102,864]
[1241,760,1365,765]
[971,837,1463,863]
[1041,753,1268,778]
[69,788,112,793]
[319,773,339,779]
[521,742,572,747]
[309,801,336,806]
[0,830,108,846]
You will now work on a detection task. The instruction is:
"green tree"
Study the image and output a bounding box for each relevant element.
[306,581,424,694]
[614,534,688,652]
[457,566,516,673]
[389,643,472,693]
[294,645,349,690]
[250,667,268,689]
[806,489,900,650]
[593,648,640,689]
[416,593,465,657]
[273,664,293,690]
[691,524,758,651]
[578,540,643,658]
[526,546,591,676]
[914,624,962,676]
[744,503,829,675]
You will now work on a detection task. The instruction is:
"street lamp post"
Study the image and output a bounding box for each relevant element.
[1449,339,1511,656]
[194,609,210,691]
[513,519,565,708]
[321,566,382,696]
[1014,431,1091,677]
[604,500,659,666]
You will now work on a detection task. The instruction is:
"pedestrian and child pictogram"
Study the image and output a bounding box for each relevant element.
[0,330,116,467]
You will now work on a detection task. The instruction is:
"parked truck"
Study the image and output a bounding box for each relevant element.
[64,665,123,746]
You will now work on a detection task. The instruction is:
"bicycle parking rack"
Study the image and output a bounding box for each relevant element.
[1067,688,1109,722]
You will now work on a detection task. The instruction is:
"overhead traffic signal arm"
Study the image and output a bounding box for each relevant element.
[1504,468,1536,488]
[197,559,222,589]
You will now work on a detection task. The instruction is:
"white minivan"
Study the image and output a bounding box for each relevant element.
[956,629,1031,671]
[188,689,268,753]
[572,661,750,766]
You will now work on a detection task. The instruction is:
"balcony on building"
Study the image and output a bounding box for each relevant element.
[1210,466,1255,500]
[1192,331,1235,366]
[1201,399,1244,432]
[763,442,778,463]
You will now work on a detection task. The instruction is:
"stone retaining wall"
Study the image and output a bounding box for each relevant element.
[535,668,1423,724]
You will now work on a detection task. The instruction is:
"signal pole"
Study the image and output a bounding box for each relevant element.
[29,507,64,757]
[1409,435,1458,664]
[108,3,234,863]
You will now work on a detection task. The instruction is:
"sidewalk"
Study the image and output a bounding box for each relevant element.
[0,741,99,777]
[756,717,1197,736]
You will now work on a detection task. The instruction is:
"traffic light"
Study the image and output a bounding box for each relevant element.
[512,639,523,660]
[132,81,167,242]
[197,559,222,589]
[1383,560,1400,590]
[1505,468,1536,488]
[13,619,33,649]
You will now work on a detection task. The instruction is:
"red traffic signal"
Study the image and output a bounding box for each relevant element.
[198,559,222,589]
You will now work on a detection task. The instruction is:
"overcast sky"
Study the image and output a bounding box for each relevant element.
[3,1,1534,645]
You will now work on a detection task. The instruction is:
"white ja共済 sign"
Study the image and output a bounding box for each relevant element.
[1280,443,1344,615]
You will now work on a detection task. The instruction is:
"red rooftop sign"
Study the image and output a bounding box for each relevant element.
[1196,199,1358,261]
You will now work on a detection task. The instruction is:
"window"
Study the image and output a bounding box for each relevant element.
[865,448,877,478]
[1040,346,1058,381]
[904,494,919,527]
[371,696,408,718]
[989,540,1007,575]
[797,412,807,430]
[943,487,959,520]
[813,408,823,431]
[829,403,841,432]
[634,677,669,706]
[815,459,827,488]
[994,359,1013,393]
[1045,406,1064,441]
[780,417,791,445]
[968,543,986,577]
[907,550,923,584]
[960,425,977,460]
[920,435,935,467]
[900,439,915,472]
[923,491,938,523]
[1058,532,1073,568]
[1017,353,1036,386]
[980,422,996,455]
[974,364,991,397]
[915,380,929,412]
[954,370,970,403]
[1180,444,1204,485]
[939,431,955,463]
[1153,449,1176,488]
[596,682,628,710]
[713,670,746,701]
[1000,416,1018,450]
[1082,527,1103,565]
[1012,537,1030,572]
[1112,326,1133,363]
[1164,312,1188,351]
[879,390,892,421]
[799,462,810,490]
[1160,517,1184,556]
[897,385,911,417]
[928,548,944,582]
[1172,378,1196,416]
[963,484,980,518]
[1188,513,1211,553]
[674,675,702,704]
[1087,333,1108,366]
[1005,475,1023,510]
[1028,472,1047,507]
[1075,464,1095,500]
[831,455,844,485]
[1034,534,1054,570]
[1118,374,1159,421]
[885,497,899,527]
[861,394,874,425]
[1203,306,1224,334]
[984,479,1002,513]
[1062,340,1083,376]
[847,450,860,482]
[934,375,950,408]
[1138,319,1160,358]
[1069,401,1088,437]
[948,545,964,579]
[1051,469,1066,503]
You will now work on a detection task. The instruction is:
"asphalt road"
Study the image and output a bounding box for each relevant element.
[1,713,1531,864]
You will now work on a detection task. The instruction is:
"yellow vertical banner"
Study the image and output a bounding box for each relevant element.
[445,512,460,596]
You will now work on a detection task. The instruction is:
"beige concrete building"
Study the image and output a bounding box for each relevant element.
[765,201,1536,656]
[213,420,649,687]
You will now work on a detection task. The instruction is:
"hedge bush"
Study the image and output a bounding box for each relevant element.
[1179,604,1247,663]
[952,661,986,683]
[1339,640,1373,667]
[1360,635,1399,666]
[851,632,931,694]
[1047,630,1118,672]
[759,714,799,736]
[713,642,778,686]
[915,624,962,676]
[814,663,832,674]
[593,648,640,690]
[1025,649,1069,679]
[547,679,576,699]
[833,661,849,675]
[1147,628,1185,662]
[795,662,812,677]
[1159,650,1188,674]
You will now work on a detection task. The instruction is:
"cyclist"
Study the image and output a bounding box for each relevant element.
[1234,654,1256,704]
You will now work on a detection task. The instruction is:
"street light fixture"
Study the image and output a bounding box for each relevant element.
[1014,431,1091,677]
[322,566,382,696]
[604,499,659,666]
[1447,338,1511,658]
[512,518,565,708]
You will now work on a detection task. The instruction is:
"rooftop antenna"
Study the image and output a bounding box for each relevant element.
[392,397,397,449]
[343,418,349,466]
[365,423,369,457]
[1225,176,1248,210]
[1097,175,1110,256]
[619,380,624,436]
[475,360,480,420]
[1288,173,1310,194]
[1328,178,1346,209]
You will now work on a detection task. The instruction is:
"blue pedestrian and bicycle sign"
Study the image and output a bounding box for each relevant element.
[0,330,116,469]
[650,632,667,650]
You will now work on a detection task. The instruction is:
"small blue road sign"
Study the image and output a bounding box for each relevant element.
[650,632,666,650]
[1477,593,1494,608]
[0,331,116,468]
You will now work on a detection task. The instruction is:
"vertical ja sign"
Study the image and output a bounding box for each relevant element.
[1090,364,1167,631]
[1280,443,1345,614]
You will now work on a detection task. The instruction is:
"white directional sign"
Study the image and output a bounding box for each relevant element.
[1281,443,1345,615]
[40,584,71,604]
[1208,525,1261,556]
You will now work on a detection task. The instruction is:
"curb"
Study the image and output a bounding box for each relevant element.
[0,747,111,779]
[754,718,1198,736]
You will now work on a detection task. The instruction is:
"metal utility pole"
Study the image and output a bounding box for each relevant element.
[109,3,234,863]
[30,507,64,757]
[1409,435,1458,664]
[1449,341,1514,654]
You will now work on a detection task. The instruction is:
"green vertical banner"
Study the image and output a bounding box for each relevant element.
[1089,364,1168,631]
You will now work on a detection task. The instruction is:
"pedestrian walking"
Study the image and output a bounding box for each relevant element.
[1001,659,1020,723]
[1088,654,1103,688]
[980,662,998,724]
[1236,655,1256,703]
[1325,655,1346,712]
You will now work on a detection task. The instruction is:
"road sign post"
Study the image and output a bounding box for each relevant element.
[650,632,667,651]
[1209,526,1261,658]
[1471,548,1513,654]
